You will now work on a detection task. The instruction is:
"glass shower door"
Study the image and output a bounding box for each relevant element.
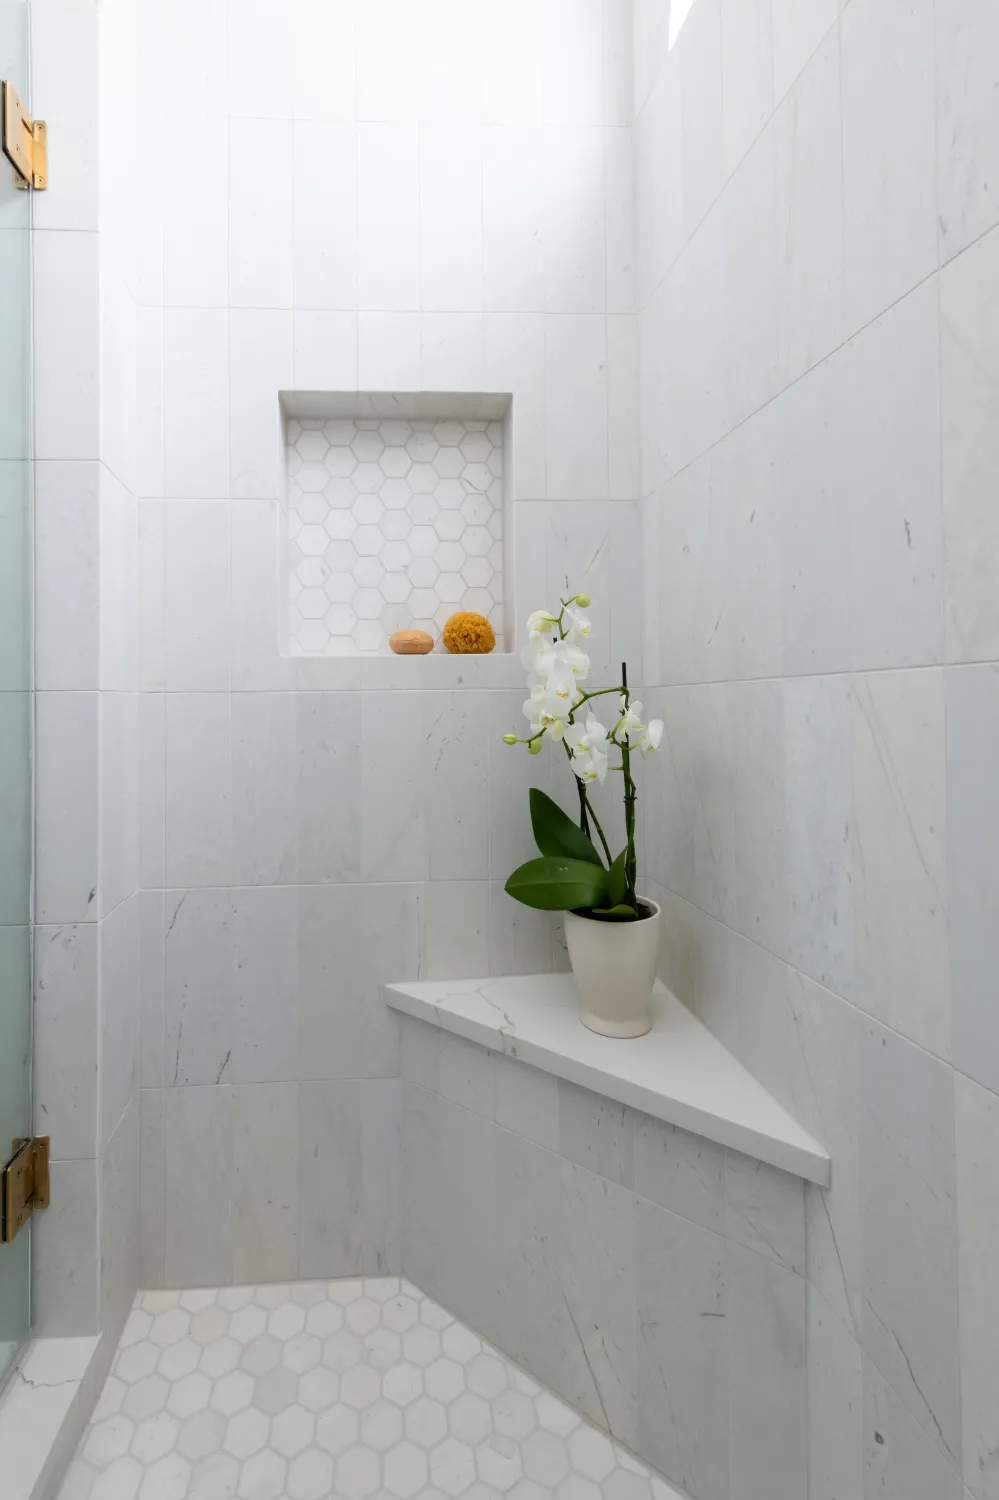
[0,0,33,1386]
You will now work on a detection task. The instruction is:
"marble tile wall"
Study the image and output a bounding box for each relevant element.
[633,0,999,1496]
[129,0,642,1288]
[399,1015,808,1500]
[30,0,141,1343]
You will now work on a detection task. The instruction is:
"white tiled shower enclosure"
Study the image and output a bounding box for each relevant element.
[285,417,505,656]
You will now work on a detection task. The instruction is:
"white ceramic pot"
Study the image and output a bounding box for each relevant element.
[563,899,661,1038]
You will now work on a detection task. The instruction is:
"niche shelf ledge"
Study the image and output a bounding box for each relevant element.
[384,973,831,1186]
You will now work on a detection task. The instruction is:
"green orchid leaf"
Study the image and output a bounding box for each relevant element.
[505,855,610,912]
[529,788,604,868]
[606,848,628,907]
[590,903,639,921]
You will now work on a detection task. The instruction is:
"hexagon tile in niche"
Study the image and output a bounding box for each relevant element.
[56,1278,685,1500]
[286,418,505,656]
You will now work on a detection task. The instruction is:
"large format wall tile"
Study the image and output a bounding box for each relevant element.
[400,1029,808,1500]
[859,1020,960,1466]
[955,1074,999,1500]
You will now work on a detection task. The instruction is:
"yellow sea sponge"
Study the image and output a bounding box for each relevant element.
[442,611,496,654]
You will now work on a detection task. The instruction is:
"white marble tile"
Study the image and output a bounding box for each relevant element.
[98,691,140,920]
[357,124,420,310]
[230,887,298,1085]
[494,1126,564,1393]
[232,1082,298,1284]
[782,673,854,996]
[138,696,165,893]
[30,1159,100,1338]
[438,1033,496,1120]
[139,1088,165,1290]
[30,0,99,232]
[34,460,100,691]
[163,1085,234,1289]
[293,0,355,122]
[163,694,232,889]
[229,118,293,309]
[772,31,844,382]
[859,1019,960,1465]
[770,0,840,102]
[162,501,231,693]
[863,1355,962,1500]
[936,0,999,263]
[544,318,609,499]
[162,308,230,499]
[32,230,99,462]
[727,1241,806,1500]
[558,1160,637,1444]
[424,692,490,882]
[424,881,489,982]
[543,0,605,127]
[848,668,949,1056]
[292,121,356,309]
[785,972,863,1334]
[33,924,99,1160]
[807,1285,863,1500]
[293,310,358,391]
[297,1079,402,1280]
[720,0,773,175]
[724,1152,804,1275]
[841,0,938,336]
[228,310,293,501]
[100,1102,140,1331]
[419,124,483,313]
[163,889,234,1088]
[835,279,944,671]
[494,1054,560,1154]
[98,894,140,1153]
[636,1198,728,1500]
[361,692,428,883]
[955,1073,999,1500]
[949,665,999,1095]
[679,0,724,236]
[941,225,999,663]
[633,1114,725,1236]
[558,1081,634,1188]
[296,883,409,1082]
[356,311,421,392]
[543,128,607,316]
[723,125,781,430]
[34,691,99,926]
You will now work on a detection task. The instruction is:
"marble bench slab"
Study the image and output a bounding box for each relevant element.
[384,973,830,1186]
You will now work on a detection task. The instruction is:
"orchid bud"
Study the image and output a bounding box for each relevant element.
[502,733,518,745]
[528,739,543,756]
[574,593,591,607]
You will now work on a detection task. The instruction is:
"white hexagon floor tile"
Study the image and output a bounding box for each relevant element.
[55,1279,685,1500]
[286,418,505,656]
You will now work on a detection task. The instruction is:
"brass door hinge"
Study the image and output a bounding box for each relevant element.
[1,1137,50,1244]
[2,81,47,190]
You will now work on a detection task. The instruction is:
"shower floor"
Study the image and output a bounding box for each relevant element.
[55,1278,682,1500]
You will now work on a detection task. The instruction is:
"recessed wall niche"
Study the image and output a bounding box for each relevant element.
[280,393,511,656]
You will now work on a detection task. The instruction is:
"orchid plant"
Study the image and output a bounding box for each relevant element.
[502,594,663,922]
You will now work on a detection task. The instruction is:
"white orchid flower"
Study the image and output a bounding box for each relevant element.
[526,609,560,634]
[523,662,577,741]
[638,718,664,754]
[616,696,645,743]
[561,642,592,680]
[565,713,608,757]
[574,745,609,783]
[562,607,592,645]
[520,630,560,680]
